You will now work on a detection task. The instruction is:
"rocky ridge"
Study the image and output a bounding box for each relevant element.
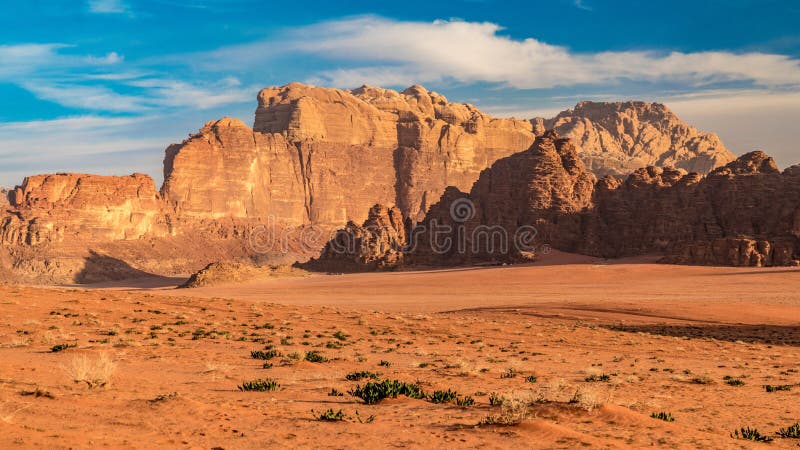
[317,133,799,269]
[0,83,770,283]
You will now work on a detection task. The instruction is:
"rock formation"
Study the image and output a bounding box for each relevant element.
[164,83,534,227]
[316,134,798,269]
[305,204,408,272]
[537,101,735,177]
[0,83,784,283]
[1,173,169,246]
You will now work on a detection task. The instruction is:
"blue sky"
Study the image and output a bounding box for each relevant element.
[1,0,799,186]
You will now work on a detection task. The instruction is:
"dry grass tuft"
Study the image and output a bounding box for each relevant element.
[64,353,116,388]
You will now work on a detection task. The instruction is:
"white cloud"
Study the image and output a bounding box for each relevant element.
[87,0,129,14]
[278,16,800,90]
[574,0,592,11]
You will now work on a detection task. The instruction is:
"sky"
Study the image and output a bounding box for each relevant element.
[1,0,799,186]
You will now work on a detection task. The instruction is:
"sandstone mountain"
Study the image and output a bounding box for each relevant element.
[163,83,534,227]
[533,101,735,177]
[0,83,774,283]
[315,132,798,269]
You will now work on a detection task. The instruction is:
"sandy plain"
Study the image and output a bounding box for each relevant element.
[1,253,799,449]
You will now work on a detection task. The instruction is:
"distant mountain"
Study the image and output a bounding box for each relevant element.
[532,101,735,177]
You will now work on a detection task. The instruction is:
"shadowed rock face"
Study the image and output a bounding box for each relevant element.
[304,204,408,272]
[536,101,735,177]
[316,135,799,269]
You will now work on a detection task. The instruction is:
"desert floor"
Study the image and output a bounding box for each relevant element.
[1,254,800,449]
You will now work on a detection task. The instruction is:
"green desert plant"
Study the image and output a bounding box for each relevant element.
[650,411,675,422]
[345,371,380,381]
[328,388,344,397]
[355,410,375,424]
[777,422,800,438]
[725,378,745,387]
[584,374,611,382]
[731,426,773,442]
[525,375,538,383]
[305,351,328,363]
[313,408,346,421]
[51,343,76,353]
[348,380,426,405]
[456,395,475,406]
[489,392,503,406]
[250,349,279,360]
[765,384,792,393]
[332,331,349,341]
[428,389,459,404]
[238,378,279,392]
[691,376,713,385]
[378,360,391,367]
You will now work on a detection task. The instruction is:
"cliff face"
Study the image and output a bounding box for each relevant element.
[0,83,783,283]
[163,84,534,228]
[1,173,169,246]
[317,134,798,269]
[539,101,735,177]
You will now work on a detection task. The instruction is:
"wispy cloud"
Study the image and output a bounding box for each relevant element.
[87,0,130,14]
[273,16,800,89]
[573,0,592,11]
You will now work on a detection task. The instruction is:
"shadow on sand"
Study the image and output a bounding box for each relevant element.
[603,323,800,346]
[75,250,160,284]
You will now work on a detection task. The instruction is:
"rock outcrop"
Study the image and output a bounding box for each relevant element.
[1,173,169,246]
[180,261,306,288]
[305,204,408,271]
[316,134,798,269]
[0,83,787,283]
[538,101,735,177]
[164,83,534,227]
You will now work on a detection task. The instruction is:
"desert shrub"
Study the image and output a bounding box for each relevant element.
[238,378,279,392]
[326,341,343,349]
[19,387,54,399]
[731,426,773,442]
[305,351,327,363]
[333,331,349,341]
[584,374,611,382]
[777,422,800,438]
[314,408,346,421]
[51,343,76,353]
[525,375,538,383]
[765,384,792,393]
[500,368,517,379]
[378,360,391,367]
[328,388,344,397]
[250,349,279,360]
[355,411,375,424]
[456,395,475,406]
[64,353,115,388]
[262,362,273,369]
[480,394,531,426]
[428,389,459,404]
[489,392,503,406]
[348,380,426,405]
[650,411,675,422]
[725,378,745,387]
[345,371,380,381]
[691,376,713,384]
